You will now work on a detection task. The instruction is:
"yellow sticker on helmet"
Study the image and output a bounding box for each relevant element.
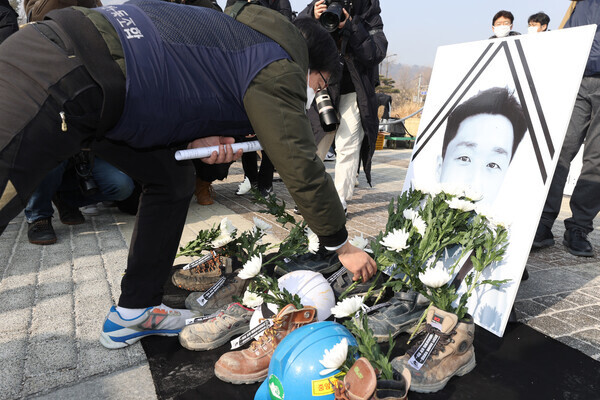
[311,371,345,396]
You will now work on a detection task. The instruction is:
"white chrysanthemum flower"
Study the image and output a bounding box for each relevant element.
[474,204,511,230]
[253,217,272,233]
[220,217,236,236]
[380,228,410,252]
[242,290,264,308]
[236,177,252,195]
[211,233,234,248]
[238,254,263,280]
[441,182,467,197]
[305,227,320,254]
[331,296,364,319]
[349,234,373,253]
[419,261,452,288]
[412,215,427,236]
[412,180,442,197]
[463,187,483,202]
[403,208,416,220]
[445,198,476,212]
[319,337,349,376]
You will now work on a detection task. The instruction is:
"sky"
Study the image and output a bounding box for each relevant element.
[212,0,572,67]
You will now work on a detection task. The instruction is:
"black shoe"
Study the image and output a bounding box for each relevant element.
[563,228,593,257]
[367,290,430,342]
[52,194,85,225]
[293,206,301,215]
[274,251,342,276]
[28,218,57,245]
[532,224,554,249]
[259,186,273,198]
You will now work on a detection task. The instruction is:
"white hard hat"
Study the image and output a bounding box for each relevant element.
[248,270,335,339]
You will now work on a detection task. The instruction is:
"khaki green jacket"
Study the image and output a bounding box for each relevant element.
[234,4,347,246]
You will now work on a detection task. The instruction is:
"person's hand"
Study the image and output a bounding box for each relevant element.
[336,241,377,282]
[313,0,327,20]
[187,136,243,164]
[338,8,351,29]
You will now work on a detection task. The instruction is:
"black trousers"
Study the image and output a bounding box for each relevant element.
[0,19,195,308]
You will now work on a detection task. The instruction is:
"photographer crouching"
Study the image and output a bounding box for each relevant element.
[299,0,387,215]
[25,152,137,245]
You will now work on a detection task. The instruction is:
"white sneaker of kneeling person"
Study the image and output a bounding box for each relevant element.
[99,304,199,349]
[80,203,100,216]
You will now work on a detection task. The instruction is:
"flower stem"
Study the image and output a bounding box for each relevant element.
[407,303,431,344]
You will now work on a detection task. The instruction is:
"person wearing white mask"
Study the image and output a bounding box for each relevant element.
[489,10,521,39]
[527,11,550,34]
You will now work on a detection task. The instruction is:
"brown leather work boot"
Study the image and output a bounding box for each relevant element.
[334,357,377,400]
[333,357,410,400]
[214,304,317,384]
[391,306,475,393]
[195,178,214,205]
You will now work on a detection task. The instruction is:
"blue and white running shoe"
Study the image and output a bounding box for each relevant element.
[100,305,197,349]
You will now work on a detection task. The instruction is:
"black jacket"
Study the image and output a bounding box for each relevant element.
[299,0,387,186]
[226,0,292,20]
[0,0,18,44]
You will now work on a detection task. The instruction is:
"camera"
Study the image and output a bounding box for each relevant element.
[320,0,353,32]
[315,88,339,132]
[73,150,98,196]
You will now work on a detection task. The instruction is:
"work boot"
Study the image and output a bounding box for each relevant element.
[179,302,254,351]
[171,252,222,291]
[333,357,411,400]
[185,270,248,314]
[214,304,317,384]
[274,250,342,276]
[563,227,594,257]
[52,194,85,225]
[368,290,430,343]
[27,218,57,245]
[195,178,214,205]
[391,306,475,393]
[532,223,554,249]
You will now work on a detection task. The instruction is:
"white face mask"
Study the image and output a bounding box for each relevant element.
[493,25,511,38]
[306,69,316,110]
[528,26,539,34]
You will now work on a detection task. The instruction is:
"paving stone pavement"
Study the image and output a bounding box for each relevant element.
[0,148,598,399]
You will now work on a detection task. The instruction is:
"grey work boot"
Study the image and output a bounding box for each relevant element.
[391,306,476,393]
[185,271,248,314]
[367,290,429,342]
[179,302,254,351]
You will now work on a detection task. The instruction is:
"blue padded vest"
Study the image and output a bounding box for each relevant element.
[96,0,290,148]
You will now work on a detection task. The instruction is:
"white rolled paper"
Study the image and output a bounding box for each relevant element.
[174,140,263,161]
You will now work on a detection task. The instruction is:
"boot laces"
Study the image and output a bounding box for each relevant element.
[407,323,456,357]
[332,378,351,400]
[190,253,221,274]
[250,316,285,351]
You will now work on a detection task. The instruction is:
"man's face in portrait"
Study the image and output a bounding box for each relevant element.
[438,113,514,203]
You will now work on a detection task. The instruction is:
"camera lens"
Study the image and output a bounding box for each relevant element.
[316,89,339,132]
[320,3,344,32]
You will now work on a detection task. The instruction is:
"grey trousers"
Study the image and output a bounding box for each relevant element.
[540,75,600,234]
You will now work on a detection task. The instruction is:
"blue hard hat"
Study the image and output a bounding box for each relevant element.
[254,321,357,400]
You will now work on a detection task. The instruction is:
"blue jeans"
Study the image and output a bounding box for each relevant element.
[25,157,134,222]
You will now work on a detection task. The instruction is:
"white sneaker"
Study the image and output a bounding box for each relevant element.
[99,304,198,349]
[80,203,99,216]
[324,151,336,161]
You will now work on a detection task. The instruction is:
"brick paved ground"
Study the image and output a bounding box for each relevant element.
[1,148,598,399]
